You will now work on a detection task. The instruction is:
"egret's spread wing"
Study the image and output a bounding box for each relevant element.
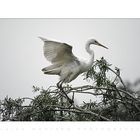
[43,40,77,63]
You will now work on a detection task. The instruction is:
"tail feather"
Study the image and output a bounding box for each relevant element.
[38,36,48,42]
[43,69,60,75]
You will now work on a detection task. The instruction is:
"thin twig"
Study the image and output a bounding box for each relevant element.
[108,67,126,90]
[73,105,110,121]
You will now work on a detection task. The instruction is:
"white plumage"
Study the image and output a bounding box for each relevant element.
[39,37,108,83]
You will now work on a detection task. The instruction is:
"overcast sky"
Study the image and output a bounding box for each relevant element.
[0,19,140,103]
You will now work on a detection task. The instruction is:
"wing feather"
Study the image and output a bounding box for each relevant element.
[43,40,77,63]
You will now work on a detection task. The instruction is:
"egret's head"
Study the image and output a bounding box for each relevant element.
[89,39,108,49]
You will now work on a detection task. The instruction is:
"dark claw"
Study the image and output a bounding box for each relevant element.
[69,99,74,104]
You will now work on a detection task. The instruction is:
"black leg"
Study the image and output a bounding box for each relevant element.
[57,80,61,88]
[57,80,74,105]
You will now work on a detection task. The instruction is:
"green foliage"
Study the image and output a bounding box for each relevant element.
[0,57,140,121]
[86,57,112,87]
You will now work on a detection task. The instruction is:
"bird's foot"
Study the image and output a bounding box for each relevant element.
[68,98,74,104]
[68,99,74,108]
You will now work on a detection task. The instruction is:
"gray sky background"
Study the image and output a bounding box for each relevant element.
[0,19,140,104]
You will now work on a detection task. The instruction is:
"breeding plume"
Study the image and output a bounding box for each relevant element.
[39,37,108,84]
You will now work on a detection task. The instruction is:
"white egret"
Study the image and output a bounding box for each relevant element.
[39,37,108,103]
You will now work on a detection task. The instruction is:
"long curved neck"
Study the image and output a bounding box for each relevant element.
[85,40,95,69]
